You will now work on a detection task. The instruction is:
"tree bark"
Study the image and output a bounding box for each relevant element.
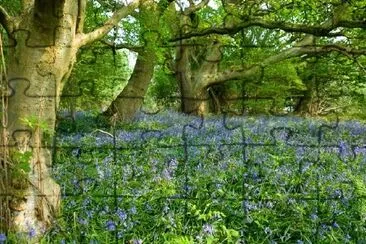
[103,0,163,122]
[104,50,155,122]
[175,36,221,115]
[0,0,139,238]
[1,1,79,237]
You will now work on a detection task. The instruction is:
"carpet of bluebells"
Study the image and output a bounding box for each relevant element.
[3,110,366,243]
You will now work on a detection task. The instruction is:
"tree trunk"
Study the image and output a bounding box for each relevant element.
[104,50,155,122]
[181,87,210,115]
[295,74,318,115]
[178,71,210,115]
[0,1,79,237]
[175,38,220,115]
[0,0,139,238]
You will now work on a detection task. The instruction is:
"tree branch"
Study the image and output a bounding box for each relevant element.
[76,0,140,48]
[171,18,348,41]
[205,44,366,87]
[76,0,87,34]
[172,4,362,41]
[338,20,366,29]
[0,5,13,34]
[100,40,143,53]
[300,44,366,57]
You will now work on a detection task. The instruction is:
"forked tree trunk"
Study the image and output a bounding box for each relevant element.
[295,75,318,115]
[178,75,210,115]
[0,0,138,238]
[104,50,155,122]
[175,40,221,115]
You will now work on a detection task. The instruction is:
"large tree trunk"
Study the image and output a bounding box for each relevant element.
[295,73,319,116]
[104,50,155,122]
[0,1,79,237]
[0,0,139,238]
[175,37,221,115]
[103,0,160,122]
[180,81,210,115]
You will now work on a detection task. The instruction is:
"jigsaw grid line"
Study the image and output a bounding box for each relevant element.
[0,0,365,242]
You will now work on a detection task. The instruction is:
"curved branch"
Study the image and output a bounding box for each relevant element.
[172,4,363,41]
[205,44,366,87]
[0,5,13,34]
[171,18,346,41]
[76,0,140,48]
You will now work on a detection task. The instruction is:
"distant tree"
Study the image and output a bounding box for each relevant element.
[171,0,366,115]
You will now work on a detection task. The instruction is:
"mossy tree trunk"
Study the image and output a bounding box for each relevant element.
[175,34,221,115]
[0,0,139,237]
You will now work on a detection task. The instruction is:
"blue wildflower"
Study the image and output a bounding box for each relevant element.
[28,227,36,238]
[79,218,88,225]
[86,210,94,218]
[106,220,116,231]
[130,206,137,215]
[333,189,342,198]
[332,222,339,228]
[117,209,127,221]
[130,239,143,244]
[310,213,318,221]
[0,233,6,242]
[203,223,214,235]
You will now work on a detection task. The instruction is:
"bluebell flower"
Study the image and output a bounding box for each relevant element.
[130,239,143,244]
[0,233,6,242]
[338,140,351,159]
[203,223,214,235]
[106,220,116,231]
[145,203,152,212]
[117,209,127,221]
[28,227,36,238]
[332,189,342,198]
[355,146,366,155]
[242,200,256,211]
[310,213,318,221]
[117,231,124,239]
[86,210,94,218]
[288,198,296,204]
[83,197,91,207]
[265,201,274,209]
[79,218,88,225]
[162,168,173,180]
[130,206,137,215]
